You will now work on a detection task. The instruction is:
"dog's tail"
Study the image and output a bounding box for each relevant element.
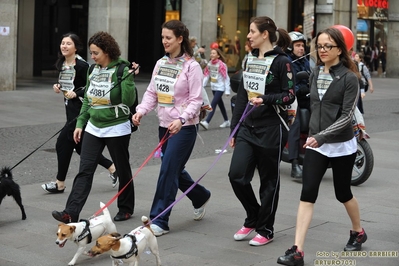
[1,166,13,180]
[142,216,153,232]
[100,202,111,220]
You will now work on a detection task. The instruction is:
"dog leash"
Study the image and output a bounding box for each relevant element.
[9,66,139,171]
[90,131,172,218]
[150,102,255,224]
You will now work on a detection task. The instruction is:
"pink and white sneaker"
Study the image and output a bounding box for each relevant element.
[249,234,274,246]
[234,226,255,241]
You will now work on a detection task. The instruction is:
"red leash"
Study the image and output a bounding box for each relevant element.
[90,131,172,218]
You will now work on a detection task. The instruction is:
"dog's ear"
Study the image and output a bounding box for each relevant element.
[109,232,122,239]
[70,225,76,233]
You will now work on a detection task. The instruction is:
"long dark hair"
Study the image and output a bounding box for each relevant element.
[55,33,83,71]
[162,20,193,57]
[315,28,359,76]
[250,16,291,51]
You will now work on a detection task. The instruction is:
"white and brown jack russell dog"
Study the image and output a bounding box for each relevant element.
[88,216,161,266]
[55,202,117,266]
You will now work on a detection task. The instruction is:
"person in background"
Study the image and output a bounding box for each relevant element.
[41,33,118,194]
[52,31,138,223]
[277,27,367,266]
[354,53,374,114]
[189,36,207,69]
[379,45,387,77]
[132,20,211,236]
[229,16,295,247]
[371,44,379,73]
[199,48,231,130]
[241,40,252,70]
[286,31,311,181]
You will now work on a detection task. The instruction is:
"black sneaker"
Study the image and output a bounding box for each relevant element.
[344,228,367,251]
[113,212,131,222]
[277,245,304,266]
[109,171,119,188]
[52,210,74,223]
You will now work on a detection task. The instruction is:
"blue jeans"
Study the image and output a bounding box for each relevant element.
[206,91,228,123]
[150,125,211,230]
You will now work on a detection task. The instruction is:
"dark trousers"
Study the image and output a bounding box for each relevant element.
[56,125,113,181]
[287,109,301,161]
[150,125,210,230]
[65,132,134,220]
[300,149,356,203]
[229,124,287,238]
[205,91,229,123]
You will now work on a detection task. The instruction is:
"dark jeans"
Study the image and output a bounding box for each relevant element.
[205,91,228,123]
[300,149,356,203]
[65,132,134,220]
[229,124,287,238]
[150,125,210,230]
[55,124,113,181]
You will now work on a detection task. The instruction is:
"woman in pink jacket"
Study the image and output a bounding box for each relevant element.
[132,20,211,236]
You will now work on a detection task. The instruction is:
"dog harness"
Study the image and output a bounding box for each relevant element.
[76,219,92,243]
[111,234,138,259]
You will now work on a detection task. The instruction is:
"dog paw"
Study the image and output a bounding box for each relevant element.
[67,261,76,266]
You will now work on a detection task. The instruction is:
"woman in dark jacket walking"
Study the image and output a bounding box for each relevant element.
[228,16,295,246]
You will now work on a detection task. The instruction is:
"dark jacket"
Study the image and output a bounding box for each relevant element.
[309,62,359,146]
[288,53,311,109]
[231,46,295,136]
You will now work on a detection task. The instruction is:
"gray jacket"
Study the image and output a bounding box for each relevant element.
[309,62,359,146]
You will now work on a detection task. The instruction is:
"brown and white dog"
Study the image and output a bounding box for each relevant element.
[88,216,161,266]
[55,202,117,266]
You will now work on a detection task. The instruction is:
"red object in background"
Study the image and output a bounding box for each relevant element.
[331,25,355,51]
[210,42,219,49]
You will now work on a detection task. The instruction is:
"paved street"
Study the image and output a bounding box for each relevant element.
[0,74,398,266]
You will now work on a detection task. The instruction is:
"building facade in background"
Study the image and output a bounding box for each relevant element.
[1,0,398,91]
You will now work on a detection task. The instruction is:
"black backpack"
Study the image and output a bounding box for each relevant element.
[88,63,138,133]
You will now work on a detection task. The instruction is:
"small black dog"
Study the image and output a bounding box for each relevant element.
[0,167,26,220]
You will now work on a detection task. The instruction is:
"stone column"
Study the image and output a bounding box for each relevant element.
[88,0,130,63]
[387,5,399,77]
[256,0,289,29]
[182,0,218,52]
[0,0,18,91]
[16,0,34,79]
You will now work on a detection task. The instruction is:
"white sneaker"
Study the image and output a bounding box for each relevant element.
[219,120,230,128]
[193,197,210,221]
[199,121,209,130]
[150,224,169,237]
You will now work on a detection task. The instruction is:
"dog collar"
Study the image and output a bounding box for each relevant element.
[76,219,92,243]
[111,234,138,259]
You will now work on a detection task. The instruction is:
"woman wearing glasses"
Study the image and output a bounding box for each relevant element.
[277,28,367,266]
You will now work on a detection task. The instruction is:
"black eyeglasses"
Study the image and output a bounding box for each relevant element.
[316,44,338,51]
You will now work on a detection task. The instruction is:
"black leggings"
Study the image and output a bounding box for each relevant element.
[300,149,356,203]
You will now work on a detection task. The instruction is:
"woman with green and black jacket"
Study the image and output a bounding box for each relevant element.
[52,31,138,223]
[228,16,295,247]
[41,33,116,194]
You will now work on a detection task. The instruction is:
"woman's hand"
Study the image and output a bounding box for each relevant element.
[229,137,236,148]
[53,83,61,93]
[132,112,143,126]
[168,119,183,135]
[303,137,319,148]
[65,90,77,99]
[130,62,140,75]
[250,97,263,107]
[73,128,83,144]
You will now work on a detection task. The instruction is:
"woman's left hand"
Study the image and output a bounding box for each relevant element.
[65,90,77,99]
[303,137,319,148]
[168,119,183,135]
[250,97,263,106]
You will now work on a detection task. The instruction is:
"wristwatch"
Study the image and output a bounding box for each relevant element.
[178,117,186,125]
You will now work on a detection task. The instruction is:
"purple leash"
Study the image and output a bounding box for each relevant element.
[151,102,255,223]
